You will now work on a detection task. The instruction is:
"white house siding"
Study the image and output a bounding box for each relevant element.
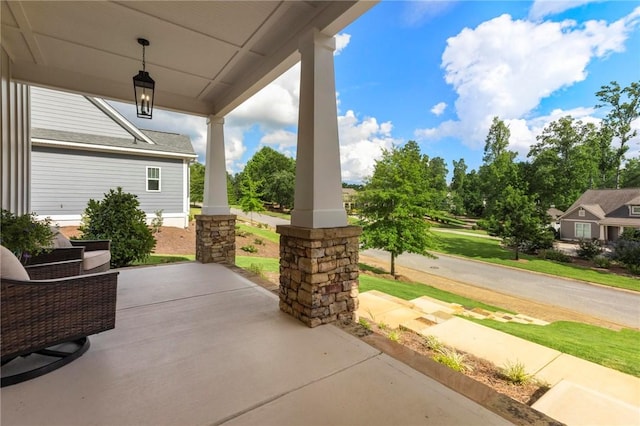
[31,147,189,227]
[31,87,132,140]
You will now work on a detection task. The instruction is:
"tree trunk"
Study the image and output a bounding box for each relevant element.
[390,253,396,278]
[514,246,519,261]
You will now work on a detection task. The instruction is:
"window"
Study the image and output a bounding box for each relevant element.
[578,208,585,217]
[146,167,161,191]
[632,206,640,216]
[575,222,591,239]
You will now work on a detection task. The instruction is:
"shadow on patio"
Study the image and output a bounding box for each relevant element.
[2,262,515,425]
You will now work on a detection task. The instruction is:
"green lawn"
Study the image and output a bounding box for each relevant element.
[132,254,195,265]
[468,319,640,377]
[434,232,639,291]
[236,255,280,272]
[237,223,280,243]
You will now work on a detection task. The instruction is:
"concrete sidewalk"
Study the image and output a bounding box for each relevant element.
[358,290,640,426]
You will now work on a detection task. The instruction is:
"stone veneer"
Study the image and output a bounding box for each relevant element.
[196,215,236,265]
[277,225,362,327]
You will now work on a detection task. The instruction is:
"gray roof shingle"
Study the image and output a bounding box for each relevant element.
[564,188,640,219]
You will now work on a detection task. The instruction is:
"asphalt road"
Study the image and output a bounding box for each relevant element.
[362,249,640,329]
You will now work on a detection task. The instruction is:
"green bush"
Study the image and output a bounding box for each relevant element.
[612,229,640,272]
[539,249,572,263]
[254,238,264,246]
[500,360,531,385]
[577,238,603,260]
[593,255,611,269]
[432,347,471,373]
[241,244,258,253]
[0,209,54,264]
[246,263,265,278]
[79,187,156,268]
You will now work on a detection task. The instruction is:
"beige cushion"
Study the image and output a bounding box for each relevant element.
[83,250,110,271]
[50,227,73,248]
[0,245,30,281]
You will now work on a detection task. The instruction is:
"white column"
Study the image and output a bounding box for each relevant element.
[202,115,230,215]
[291,29,347,229]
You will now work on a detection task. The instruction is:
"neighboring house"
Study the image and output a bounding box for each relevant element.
[342,188,358,211]
[559,188,640,242]
[547,206,564,232]
[30,87,197,228]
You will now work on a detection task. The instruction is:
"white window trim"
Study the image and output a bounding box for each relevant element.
[575,222,591,239]
[146,166,161,192]
[631,206,640,216]
[578,208,585,217]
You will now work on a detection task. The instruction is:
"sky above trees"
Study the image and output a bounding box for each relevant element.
[111,0,640,183]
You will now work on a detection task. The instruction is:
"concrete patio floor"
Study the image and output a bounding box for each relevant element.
[1,262,512,426]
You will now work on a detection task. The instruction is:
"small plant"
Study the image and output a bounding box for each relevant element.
[539,249,571,263]
[422,335,443,351]
[500,360,531,385]
[577,238,602,260]
[79,187,156,268]
[432,347,471,373]
[0,209,54,264]
[241,244,258,253]
[254,238,264,246]
[151,209,164,234]
[378,321,388,330]
[237,229,252,237]
[388,330,401,342]
[593,255,611,269]
[358,317,372,331]
[246,263,265,278]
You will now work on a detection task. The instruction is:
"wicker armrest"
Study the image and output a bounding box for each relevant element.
[25,259,83,280]
[27,247,85,264]
[70,240,111,251]
[1,270,119,361]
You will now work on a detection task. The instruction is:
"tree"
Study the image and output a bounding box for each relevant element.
[478,117,519,215]
[239,178,265,225]
[485,186,551,260]
[620,157,640,188]
[527,116,599,210]
[241,146,296,204]
[596,81,640,188]
[423,156,449,210]
[359,141,437,277]
[265,169,295,209]
[449,158,468,215]
[189,162,205,205]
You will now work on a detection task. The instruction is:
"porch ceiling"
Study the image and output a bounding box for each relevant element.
[1,1,375,116]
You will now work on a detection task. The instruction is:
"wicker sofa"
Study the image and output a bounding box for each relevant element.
[27,230,111,274]
[1,245,118,386]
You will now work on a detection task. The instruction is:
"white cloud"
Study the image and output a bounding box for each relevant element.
[338,110,399,182]
[260,129,297,150]
[529,0,601,20]
[335,33,351,55]
[402,1,458,26]
[430,102,447,116]
[416,8,640,154]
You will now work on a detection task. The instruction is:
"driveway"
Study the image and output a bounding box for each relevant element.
[231,208,290,228]
[362,249,640,329]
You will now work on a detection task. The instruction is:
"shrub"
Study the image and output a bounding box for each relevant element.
[388,330,401,342]
[422,335,443,351]
[358,318,372,331]
[0,210,54,264]
[254,238,264,246]
[611,229,640,272]
[151,209,164,234]
[593,255,611,269]
[577,238,602,260]
[539,249,571,263]
[79,187,156,268]
[500,360,531,385]
[246,263,265,278]
[519,228,555,255]
[432,347,471,373]
[241,244,258,253]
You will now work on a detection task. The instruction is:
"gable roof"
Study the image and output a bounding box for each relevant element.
[547,207,564,219]
[31,87,196,160]
[562,189,640,218]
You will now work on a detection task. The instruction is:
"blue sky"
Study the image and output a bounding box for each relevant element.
[112,0,640,183]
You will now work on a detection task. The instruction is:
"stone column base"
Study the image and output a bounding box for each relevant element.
[196,215,236,265]
[277,225,362,327]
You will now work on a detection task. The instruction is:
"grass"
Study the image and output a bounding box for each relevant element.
[236,255,279,273]
[359,273,514,314]
[434,232,640,292]
[132,254,195,265]
[237,223,280,243]
[469,319,640,377]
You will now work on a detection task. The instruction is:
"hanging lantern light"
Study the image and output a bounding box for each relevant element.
[132,38,155,119]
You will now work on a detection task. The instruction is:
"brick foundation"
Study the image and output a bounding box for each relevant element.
[196,215,236,265]
[277,225,362,327]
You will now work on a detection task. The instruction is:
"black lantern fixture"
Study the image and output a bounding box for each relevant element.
[132,38,155,119]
